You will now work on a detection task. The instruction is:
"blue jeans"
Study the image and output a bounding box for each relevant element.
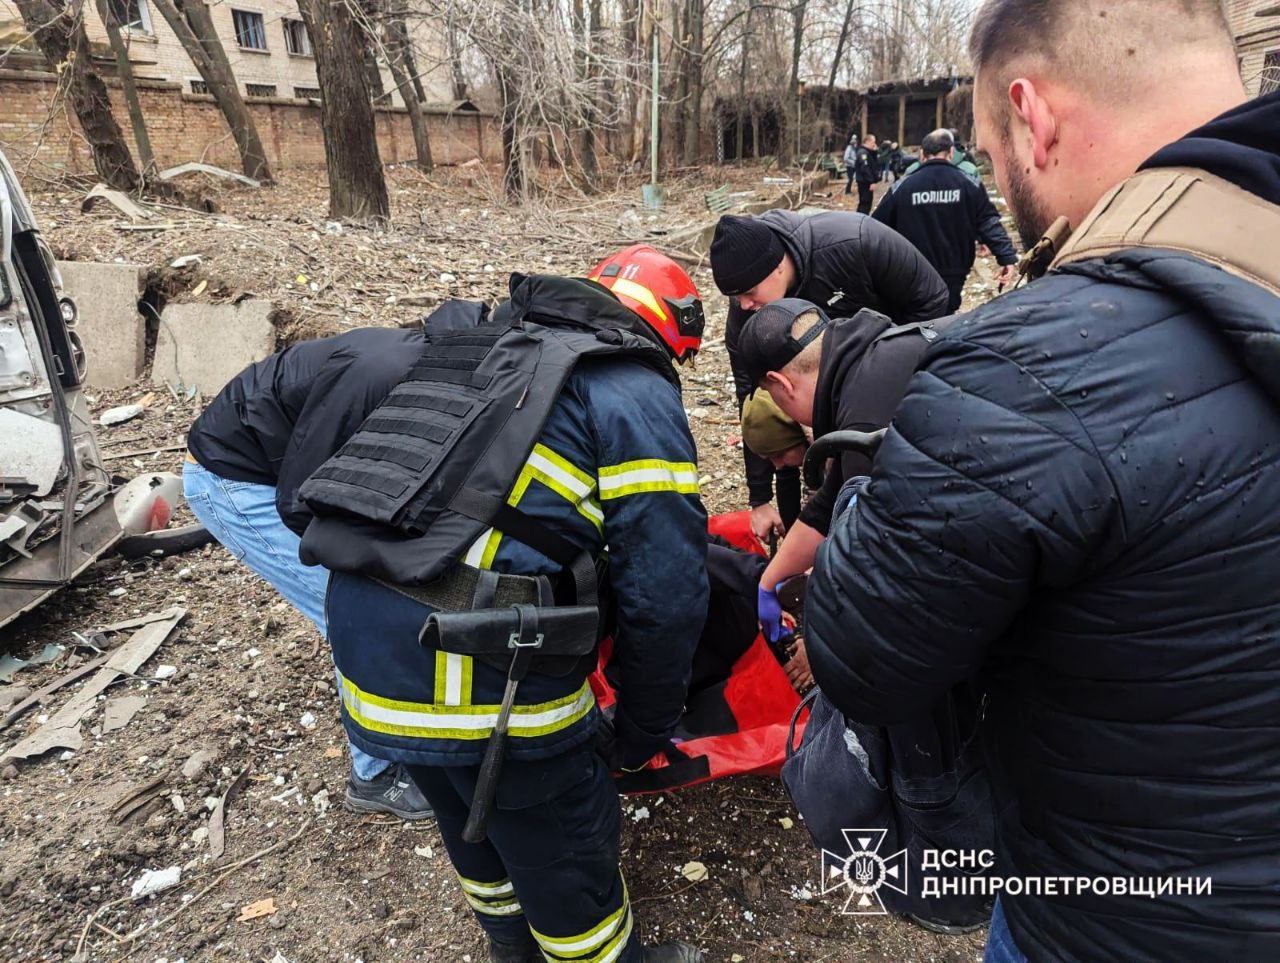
[183,460,389,781]
[984,899,1028,963]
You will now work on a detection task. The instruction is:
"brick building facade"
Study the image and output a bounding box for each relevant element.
[0,0,454,106]
[1230,0,1280,97]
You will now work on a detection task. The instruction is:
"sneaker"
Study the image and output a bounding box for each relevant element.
[344,762,435,821]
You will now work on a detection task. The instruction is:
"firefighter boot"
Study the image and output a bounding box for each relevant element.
[487,933,541,963]
[642,942,704,962]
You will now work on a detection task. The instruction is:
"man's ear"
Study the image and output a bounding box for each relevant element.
[762,372,791,396]
[1007,77,1058,170]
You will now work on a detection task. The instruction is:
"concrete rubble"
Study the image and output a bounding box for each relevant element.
[152,299,275,394]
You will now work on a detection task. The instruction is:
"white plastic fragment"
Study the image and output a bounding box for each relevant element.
[131,865,182,898]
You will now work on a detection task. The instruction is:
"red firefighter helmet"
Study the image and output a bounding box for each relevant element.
[588,245,705,362]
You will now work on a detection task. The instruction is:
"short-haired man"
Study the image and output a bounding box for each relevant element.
[805,1,1280,959]
[853,133,881,214]
[734,299,936,645]
[873,128,1019,312]
[709,210,947,544]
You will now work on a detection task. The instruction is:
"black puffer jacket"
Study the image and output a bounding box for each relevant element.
[806,96,1280,959]
[725,210,948,507]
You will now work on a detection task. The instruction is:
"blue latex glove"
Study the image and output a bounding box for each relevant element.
[758,583,786,643]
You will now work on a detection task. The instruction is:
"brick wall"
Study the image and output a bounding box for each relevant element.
[0,69,500,175]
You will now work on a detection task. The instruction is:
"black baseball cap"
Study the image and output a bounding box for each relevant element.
[737,298,831,385]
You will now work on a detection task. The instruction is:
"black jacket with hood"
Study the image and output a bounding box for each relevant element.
[725,210,948,508]
[806,92,1280,959]
[798,310,932,534]
[188,327,425,534]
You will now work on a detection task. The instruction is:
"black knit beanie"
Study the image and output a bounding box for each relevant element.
[710,215,785,296]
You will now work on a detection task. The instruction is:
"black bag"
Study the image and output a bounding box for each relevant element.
[781,683,996,927]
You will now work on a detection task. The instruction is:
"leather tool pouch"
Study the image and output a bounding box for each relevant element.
[419,603,599,678]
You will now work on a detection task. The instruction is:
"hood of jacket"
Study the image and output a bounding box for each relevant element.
[1139,91,1280,206]
[497,273,681,389]
[810,308,893,439]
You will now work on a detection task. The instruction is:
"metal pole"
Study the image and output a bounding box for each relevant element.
[650,19,659,188]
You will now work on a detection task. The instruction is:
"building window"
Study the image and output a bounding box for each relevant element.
[232,9,268,50]
[189,79,209,95]
[108,0,153,34]
[246,83,278,98]
[283,18,312,56]
[294,86,321,100]
[1262,49,1280,98]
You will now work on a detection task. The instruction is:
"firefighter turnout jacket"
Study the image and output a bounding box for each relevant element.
[301,274,710,768]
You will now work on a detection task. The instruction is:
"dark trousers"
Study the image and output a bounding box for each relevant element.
[845,168,855,194]
[406,747,640,961]
[944,275,966,314]
[857,180,874,215]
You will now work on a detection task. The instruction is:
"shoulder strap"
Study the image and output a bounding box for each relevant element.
[871,320,940,345]
[1051,167,1280,298]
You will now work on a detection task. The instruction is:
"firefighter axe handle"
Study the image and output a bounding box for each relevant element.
[463,728,508,844]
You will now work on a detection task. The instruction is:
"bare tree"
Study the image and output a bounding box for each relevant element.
[297,0,390,220]
[148,0,274,183]
[12,0,140,190]
[371,0,435,172]
[95,0,156,176]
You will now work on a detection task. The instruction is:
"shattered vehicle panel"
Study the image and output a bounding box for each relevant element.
[0,150,179,628]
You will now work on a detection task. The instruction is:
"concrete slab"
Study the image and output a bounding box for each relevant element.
[56,261,144,389]
[152,299,275,394]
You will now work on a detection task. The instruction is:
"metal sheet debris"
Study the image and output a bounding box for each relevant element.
[1,607,185,763]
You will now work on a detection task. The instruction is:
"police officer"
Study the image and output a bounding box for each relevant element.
[853,133,882,214]
[297,247,710,963]
[185,325,442,821]
[873,128,1018,312]
[708,209,948,545]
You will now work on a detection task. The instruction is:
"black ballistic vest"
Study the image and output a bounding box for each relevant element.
[298,275,677,586]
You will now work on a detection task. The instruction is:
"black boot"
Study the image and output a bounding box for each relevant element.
[642,942,704,962]
[487,933,541,963]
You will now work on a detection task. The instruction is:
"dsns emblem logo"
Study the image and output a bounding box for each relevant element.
[821,829,909,914]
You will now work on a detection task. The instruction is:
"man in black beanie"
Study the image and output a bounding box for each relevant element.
[710,209,947,543]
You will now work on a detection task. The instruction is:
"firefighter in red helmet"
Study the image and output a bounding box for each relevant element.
[300,250,710,962]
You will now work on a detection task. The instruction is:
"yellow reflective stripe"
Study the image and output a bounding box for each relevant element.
[527,446,603,531]
[338,672,596,741]
[458,875,514,897]
[597,460,699,500]
[465,892,524,916]
[433,650,448,703]
[531,881,630,960]
[433,651,474,706]
[608,276,669,323]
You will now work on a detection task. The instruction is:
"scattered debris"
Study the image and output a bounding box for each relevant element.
[169,254,204,269]
[237,896,278,922]
[153,665,178,680]
[322,746,343,759]
[1,608,186,763]
[312,789,331,814]
[778,817,794,830]
[98,403,144,426]
[158,162,261,189]
[681,861,709,883]
[299,711,317,729]
[101,695,147,733]
[0,643,63,683]
[130,865,182,898]
[110,775,168,825]
[209,768,250,859]
[632,806,651,822]
[181,748,216,780]
[0,651,111,733]
[81,184,154,222]
[414,845,433,858]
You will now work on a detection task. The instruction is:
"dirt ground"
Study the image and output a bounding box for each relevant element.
[0,162,1008,962]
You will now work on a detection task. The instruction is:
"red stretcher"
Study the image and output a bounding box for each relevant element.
[589,511,807,794]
